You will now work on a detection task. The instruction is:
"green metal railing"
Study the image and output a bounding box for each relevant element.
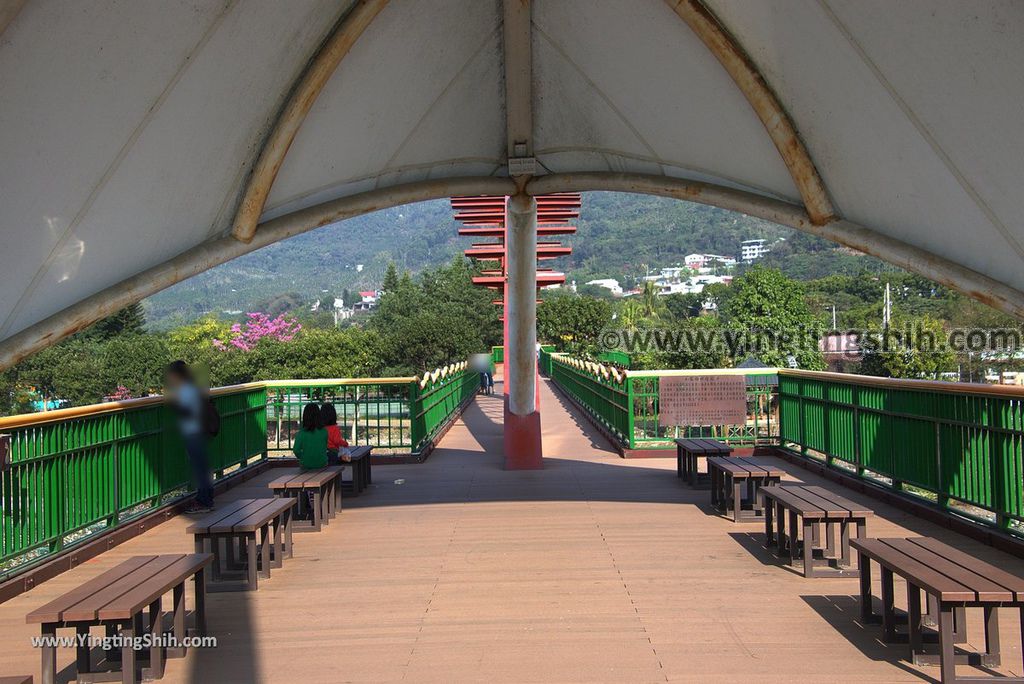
[411,366,480,451]
[266,379,416,455]
[0,384,267,579]
[0,361,479,580]
[265,366,478,457]
[548,354,778,450]
[778,369,1024,531]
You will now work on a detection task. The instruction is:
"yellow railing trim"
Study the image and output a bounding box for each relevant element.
[0,382,265,430]
[624,367,780,378]
[262,377,417,387]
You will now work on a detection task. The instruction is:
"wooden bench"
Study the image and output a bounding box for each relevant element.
[186,498,294,592]
[268,466,343,532]
[761,485,873,577]
[27,554,211,684]
[674,438,733,487]
[708,457,784,522]
[851,536,1024,683]
[339,445,373,496]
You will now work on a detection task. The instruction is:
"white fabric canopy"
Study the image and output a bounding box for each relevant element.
[0,0,1021,365]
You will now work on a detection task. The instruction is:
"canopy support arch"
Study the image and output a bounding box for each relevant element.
[527,172,1024,320]
[666,0,835,226]
[230,0,390,244]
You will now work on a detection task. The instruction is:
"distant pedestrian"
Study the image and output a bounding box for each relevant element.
[166,361,215,513]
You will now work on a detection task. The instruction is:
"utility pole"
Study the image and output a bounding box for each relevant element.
[882,283,891,329]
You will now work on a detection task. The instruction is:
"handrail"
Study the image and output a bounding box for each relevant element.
[262,377,417,388]
[779,368,1024,398]
[627,367,779,378]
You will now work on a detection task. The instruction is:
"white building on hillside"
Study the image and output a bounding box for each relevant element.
[741,239,770,262]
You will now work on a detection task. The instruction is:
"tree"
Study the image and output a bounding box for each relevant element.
[639,281,664,320]
[663,293,703,320]
[720,267,825,369]
[537,294,614,354]
[100,335,171,397]
[77,303,146,341]
[858,315,956,379]
[382,262,400,292]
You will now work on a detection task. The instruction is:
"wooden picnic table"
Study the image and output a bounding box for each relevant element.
[851,536,1024,683]
[268,466,343,532]
[26,554,211,684]
[761,484,873,577]
[674,438,733,487]
[340,445,373,495]
[185,498,294,592]
[708,457,784,522]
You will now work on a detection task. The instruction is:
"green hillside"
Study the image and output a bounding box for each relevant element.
[144,191,880,327]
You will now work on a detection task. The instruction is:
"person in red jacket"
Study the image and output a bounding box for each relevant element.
[320,402,350,464]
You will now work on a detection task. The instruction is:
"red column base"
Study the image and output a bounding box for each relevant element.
[503,398,543,470]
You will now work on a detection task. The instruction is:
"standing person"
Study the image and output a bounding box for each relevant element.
[166,361,215,513]
[320,402,350,464]
[293,402,328,470]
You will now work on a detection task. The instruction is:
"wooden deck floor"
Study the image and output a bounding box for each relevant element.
[2,379,1024,683]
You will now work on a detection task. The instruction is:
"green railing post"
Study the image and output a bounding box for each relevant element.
[626,376,636,450]
[409,380,424,454]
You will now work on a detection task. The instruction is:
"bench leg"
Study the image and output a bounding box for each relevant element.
[710,466,719,507]
[40,623,57,684]
[732,476,742,521]
[764,498,775,548]
[937,603,956,684]
[76,624,92,673]
[882,567,897,642]
[311,490,322,531]
[120,623,137,684]
[907,583,924,657]
[788,510,799,566]
[802,518,815,577]
[145,597,165,680]
[194,568,207,636]
[776,501,786,557]
[676,448,683,479]
[259,523,271,579]
[859,554,875,623]
[167,582,187,658]
[271,513,284,569]
[284,506,294,559]
[246,533,258,590]
[982,605,1002,667]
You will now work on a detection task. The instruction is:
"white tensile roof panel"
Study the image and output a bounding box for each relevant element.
[705,0,1024,289]
[0,0,1022,359]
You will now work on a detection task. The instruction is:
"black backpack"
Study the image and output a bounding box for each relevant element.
[202,398,221,437]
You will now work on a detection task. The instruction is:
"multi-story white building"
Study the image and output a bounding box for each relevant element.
[741,239,770,262]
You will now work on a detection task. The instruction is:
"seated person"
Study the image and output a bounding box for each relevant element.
[320,402,351,464]
[292,402,328,470]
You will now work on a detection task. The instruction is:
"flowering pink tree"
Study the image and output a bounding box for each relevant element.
[214,313,302,352]
[109,385,133,401]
